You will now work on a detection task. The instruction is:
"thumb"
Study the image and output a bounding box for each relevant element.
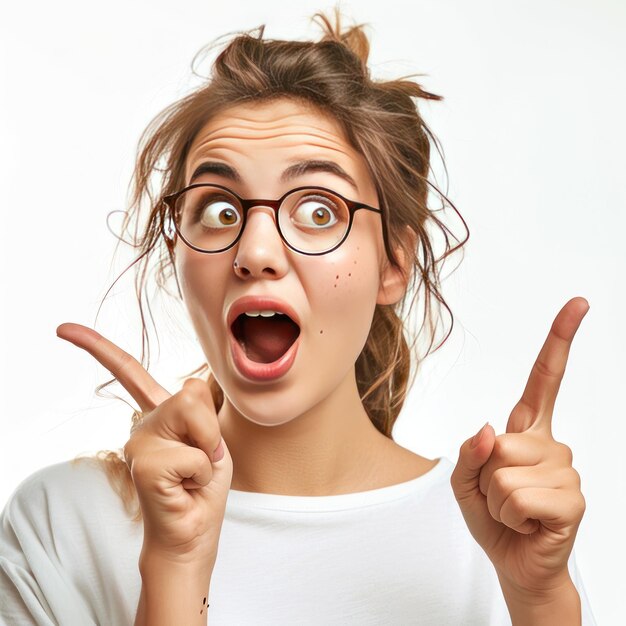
[450,422,500,544]
[208,436,234,495]
[452,422,494,500]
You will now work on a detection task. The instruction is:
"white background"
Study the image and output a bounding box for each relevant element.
[1,0,624,622]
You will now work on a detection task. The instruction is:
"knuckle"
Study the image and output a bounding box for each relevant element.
[117,351,140,374]
[182,377,202,391]
[492,433,514,461]
[172,392,219,446]
[492,467,513,494]
[176,388,197,410]
[557,442,574,465]
[533,358,559,380]
[508,490,527,516]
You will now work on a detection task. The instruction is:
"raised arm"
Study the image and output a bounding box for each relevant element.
[56,323,233,625]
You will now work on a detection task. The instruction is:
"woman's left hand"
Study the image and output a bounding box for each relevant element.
[450,296,590,597]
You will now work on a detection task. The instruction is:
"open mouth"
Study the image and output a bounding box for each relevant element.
[231,313,301,364]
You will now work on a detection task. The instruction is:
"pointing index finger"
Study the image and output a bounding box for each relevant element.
[56,323,170,412]
[518,297,590,435]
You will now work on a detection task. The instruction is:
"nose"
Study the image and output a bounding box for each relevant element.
[232,205,290,279]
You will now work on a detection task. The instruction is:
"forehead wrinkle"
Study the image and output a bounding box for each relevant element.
[187,131,358,183]
[191,137,353,157]
[189,109,351,151]
[191,124,349,149]
[201,105,339,130]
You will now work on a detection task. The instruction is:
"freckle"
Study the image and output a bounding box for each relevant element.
[348,273,351,277]
[334,284,337,288]
[354,260,357,264]
[200,610,203,614]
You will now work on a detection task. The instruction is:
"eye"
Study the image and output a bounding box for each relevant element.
[291,194,340,229]
[194,196,241,229]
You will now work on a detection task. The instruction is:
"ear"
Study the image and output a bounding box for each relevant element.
[376,226,417,306]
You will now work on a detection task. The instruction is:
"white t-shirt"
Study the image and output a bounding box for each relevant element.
[0,456,597,625]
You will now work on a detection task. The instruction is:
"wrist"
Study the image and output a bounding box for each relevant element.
[139,537,218,573]
[139,546,215,581]
[136,551,213,626]
[498,574,581,626]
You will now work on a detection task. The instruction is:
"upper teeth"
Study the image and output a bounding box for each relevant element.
[244,310,285,317]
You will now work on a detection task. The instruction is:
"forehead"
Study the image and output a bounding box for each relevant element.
[185,98,373,193]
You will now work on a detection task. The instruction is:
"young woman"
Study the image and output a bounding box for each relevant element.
[0,12,595,625]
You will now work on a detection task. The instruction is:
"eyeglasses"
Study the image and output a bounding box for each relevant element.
[162,183,383,256]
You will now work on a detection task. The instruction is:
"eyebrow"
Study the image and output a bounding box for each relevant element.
[188,159,359,192]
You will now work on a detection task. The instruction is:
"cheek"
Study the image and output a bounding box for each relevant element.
[307,247,380,341]
[176,250,228,337]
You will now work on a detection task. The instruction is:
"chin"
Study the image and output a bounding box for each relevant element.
[221,381,329,428]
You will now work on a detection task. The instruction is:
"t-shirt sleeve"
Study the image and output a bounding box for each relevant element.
[0,517,54,625]
[0,466,98,626]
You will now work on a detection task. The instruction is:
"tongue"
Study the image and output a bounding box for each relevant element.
[241,316,300,363]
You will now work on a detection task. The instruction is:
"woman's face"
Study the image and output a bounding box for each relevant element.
[175,97,403,426]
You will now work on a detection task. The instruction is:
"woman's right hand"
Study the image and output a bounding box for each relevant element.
[56,323,233,571]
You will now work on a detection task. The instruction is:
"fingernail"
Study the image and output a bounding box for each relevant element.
[212,440,224,463]
[470,422,489,449]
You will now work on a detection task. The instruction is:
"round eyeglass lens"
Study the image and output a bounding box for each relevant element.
[175,186,244,252]
[279,188,350,253]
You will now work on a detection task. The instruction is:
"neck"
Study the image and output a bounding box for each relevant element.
[217,369,393,496]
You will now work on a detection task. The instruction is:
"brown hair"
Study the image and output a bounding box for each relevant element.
[74,9,469,521]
